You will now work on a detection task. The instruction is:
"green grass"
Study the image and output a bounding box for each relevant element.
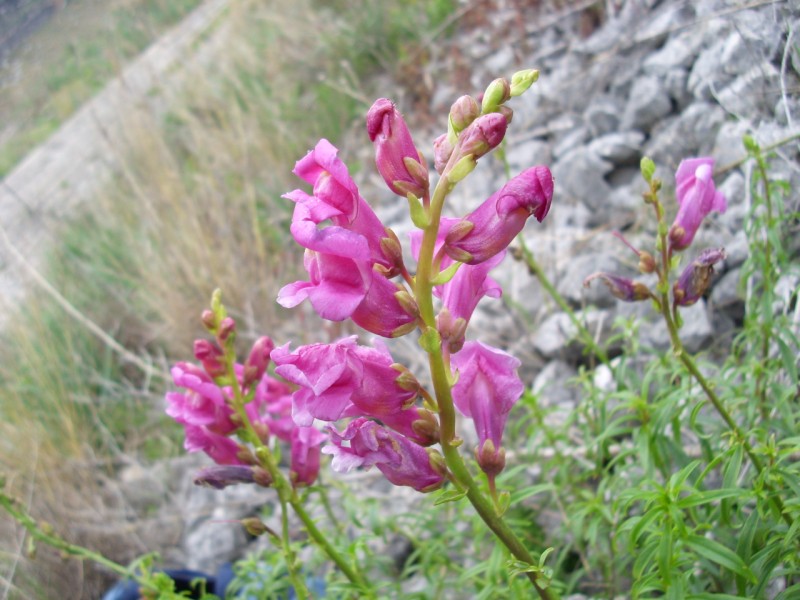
[0,0,204,177]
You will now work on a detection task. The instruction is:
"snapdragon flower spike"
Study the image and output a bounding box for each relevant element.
[669,157,727,252]
[366,98,429,198]
[583,273,652,302]
[272,337,432,443]
[673,247,726,306]
[290,426,326,487]
[444,165,553,264]
[323,418,445,492]
[450,342,524,484]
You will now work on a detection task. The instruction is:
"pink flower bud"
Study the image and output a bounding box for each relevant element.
[193,339,226,378]
[433,133,455,174]
[449,95,480,132]
[367,98,429,198]
[669,157,727,252]
[243,336,275,388]
[455,112,507,163]
[583,273,652,302]
[216,317,236,344]
[673,247,726,306]
[444,166,553,264]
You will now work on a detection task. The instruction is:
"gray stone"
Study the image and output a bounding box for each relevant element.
[715,62,781,120]
[553,126,590,159]
[585,96,622,137]
[588,131,645,166]
[557,252,629,309]
[711,268,745,322]
[621,75,673,132]
[532,308,616,362]
[645,102,726,166]
[664,67,692,110]
[688,32,753,101]
[712,121,751,170]
[643,32,703,74]
[552,147,613,212]
[532,360,579,408]
[504,138,552,174]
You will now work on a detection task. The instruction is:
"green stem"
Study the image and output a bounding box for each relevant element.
[715,132,800,176]
[224,358,372,597]
[752,149,774,420]
[414,175,558,599]
[0,492,186,599]
[651,197,793,529]
[515,235,610,365]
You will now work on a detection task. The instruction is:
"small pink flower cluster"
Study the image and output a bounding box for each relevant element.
[167,324,324,488]
[586,157,727,307]
[167,71,554,493]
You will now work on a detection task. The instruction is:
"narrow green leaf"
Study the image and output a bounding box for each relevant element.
[433,488,468,506]
[685,534,755,582]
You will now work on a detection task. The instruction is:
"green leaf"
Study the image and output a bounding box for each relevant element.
[406,192,430,228]
[685,534,755,582]
[688,594,752,600]
[677,488,744,509]
[776,335,798,383]
[418,327,442,354]
[433,488,467,506]
[431,261,463,286]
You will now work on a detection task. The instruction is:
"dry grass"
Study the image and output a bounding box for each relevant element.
[1,0,463,597]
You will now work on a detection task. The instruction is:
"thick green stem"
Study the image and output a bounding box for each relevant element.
[414,175,558,599]
[225,358,372,597]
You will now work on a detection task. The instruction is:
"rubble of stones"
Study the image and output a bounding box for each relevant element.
[121,0,799,592]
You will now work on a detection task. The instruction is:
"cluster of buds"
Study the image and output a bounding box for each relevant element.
[167,297,324,488]
[167,70,553,494]
[585,157,728,311]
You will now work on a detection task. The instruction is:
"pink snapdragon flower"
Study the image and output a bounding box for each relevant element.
[272,337,435,444]
[367,98,429,198]
[285,139,391,268]
[290,426,326,487]
[277,249,417,337]
[451,342,524,484]
[444,166,553,264]
[323,418,445,492]
[673,247,726,306]
[166,362,237,435]
[669,157,727,252]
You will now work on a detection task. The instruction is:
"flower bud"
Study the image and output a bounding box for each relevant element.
[252,466,273,488]
[497,105,513,125]
[449,95,480,132]
[456,113,507,162]
[193,339,226,378]
[217,317,236,344]
[481,78,511,113]
[367,98,428,198]
[242,336,275,388]
[201,309,217,331]
[433,133,455,174]
[510,69,539,97]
